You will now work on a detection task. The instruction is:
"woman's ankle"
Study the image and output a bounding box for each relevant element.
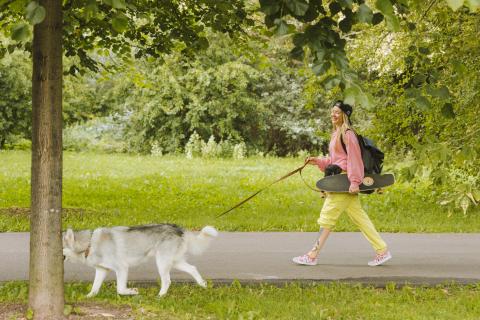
[307,251,318,259]
[376,248,388,255]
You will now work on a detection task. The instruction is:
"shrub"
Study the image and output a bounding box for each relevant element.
[63,114,127,153]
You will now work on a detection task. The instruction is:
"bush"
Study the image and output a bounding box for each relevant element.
[63,114,128,153]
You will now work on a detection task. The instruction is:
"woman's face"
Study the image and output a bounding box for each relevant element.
[331,106,344,127]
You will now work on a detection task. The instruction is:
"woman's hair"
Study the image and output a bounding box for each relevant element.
[332,101,353,149]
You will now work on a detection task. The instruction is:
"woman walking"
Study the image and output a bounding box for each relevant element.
[292,101,391,266]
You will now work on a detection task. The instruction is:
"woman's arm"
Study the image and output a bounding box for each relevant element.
[345,130,364,191]
[307,156,331,172]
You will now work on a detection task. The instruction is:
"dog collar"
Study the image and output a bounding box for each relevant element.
[84,233,92,258]
[84,244,91,258]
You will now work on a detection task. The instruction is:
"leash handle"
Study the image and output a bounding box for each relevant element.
[216,161,318,218]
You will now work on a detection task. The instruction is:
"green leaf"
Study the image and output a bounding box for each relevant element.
[385,15,400,31]
[322,75,341,90]
[285,0,309,16]
[472,190,480,202]
[446,0,464,11]
[312,61,331,76]
[329,2,342,15]
[405,87,420,99]
[441,103,455,118]
[357,4,373,23]
[111,0,126,9]
[315,48,326,61]
[465,0,480,10]
[452,60,467,75]
[338,0,353,8]
[418,47,430,55]
[339,17,352,33]
[414,95,431,110]
[343,86,359,105]
[11,22,30,41]
[372,12,383,25]
[25,1,46,25]
[375,0,394,14]
[8,0,29,13]
[274,19,290,36]
[292,33,307,47]
[112,13,128,33]
[428,86,450,99]
[412,73,426,85]
[259,0,280,15]
[290,46,304,60]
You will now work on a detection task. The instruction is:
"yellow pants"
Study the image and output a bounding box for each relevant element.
[317,193,387,253]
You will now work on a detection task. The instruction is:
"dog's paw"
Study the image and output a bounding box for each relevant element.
[199,280,207,288]
[118,288,139,295]
[158,291,168,297]
[86,291,98,298]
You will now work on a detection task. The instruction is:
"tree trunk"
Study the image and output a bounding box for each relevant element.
[29,0,64,318]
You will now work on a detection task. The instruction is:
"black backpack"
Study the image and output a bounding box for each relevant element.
[340,130,384,175]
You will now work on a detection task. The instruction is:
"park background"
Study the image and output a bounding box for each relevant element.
[1,0,480,318]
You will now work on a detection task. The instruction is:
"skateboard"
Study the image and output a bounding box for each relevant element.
[316,173,395,193]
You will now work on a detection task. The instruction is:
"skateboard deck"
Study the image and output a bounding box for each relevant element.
[316,173,395,193]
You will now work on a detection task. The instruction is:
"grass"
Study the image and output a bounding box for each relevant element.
[0,150,478,233]
[1,281,480,319]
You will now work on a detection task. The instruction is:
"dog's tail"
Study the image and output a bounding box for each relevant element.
[185,226,218,255]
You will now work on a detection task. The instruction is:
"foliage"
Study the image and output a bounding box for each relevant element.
[1,0,250,74]
[120,31,329,156]
[63,114,128,153]
[256,0,480,108]
[1,151,479,233]
[348,3,480,213]
[0,48,127,145]
[0,50,31,149]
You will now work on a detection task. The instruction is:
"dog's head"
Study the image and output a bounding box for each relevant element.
[62,229,91,263]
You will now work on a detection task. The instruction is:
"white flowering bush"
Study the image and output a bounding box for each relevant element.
[150,141,163,157]
[201,135,222,158]
[185,131,203,159]
[233,142,247,160]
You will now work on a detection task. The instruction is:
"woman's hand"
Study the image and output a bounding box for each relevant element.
[349,184,360,194]
[304,157,317,165]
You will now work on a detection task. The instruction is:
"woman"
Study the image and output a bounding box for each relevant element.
[292,101,391,266]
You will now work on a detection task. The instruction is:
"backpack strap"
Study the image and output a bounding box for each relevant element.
[339,129,352,154]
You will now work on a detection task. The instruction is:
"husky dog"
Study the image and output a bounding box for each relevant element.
[62,224,218,297]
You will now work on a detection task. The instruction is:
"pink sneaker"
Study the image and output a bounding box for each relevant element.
[292,254,318,266]
[368,251,392,266]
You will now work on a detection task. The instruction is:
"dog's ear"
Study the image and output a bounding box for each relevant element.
[65,229,75,247]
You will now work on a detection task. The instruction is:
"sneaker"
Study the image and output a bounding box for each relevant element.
[292,254,318,266]
[368,251,392,266]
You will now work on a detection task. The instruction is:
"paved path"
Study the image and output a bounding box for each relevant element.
[1,232,480,286]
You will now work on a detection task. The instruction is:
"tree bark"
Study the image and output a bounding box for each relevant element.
[29,0,64,319]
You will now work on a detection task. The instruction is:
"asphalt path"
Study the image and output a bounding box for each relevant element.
[1,232,480,286]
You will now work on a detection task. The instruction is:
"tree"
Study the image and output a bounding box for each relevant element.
[257,0,479,107]
[28,1,64,318]
[1,0,248,318]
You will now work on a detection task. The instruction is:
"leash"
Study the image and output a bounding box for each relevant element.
[216,160,320,218]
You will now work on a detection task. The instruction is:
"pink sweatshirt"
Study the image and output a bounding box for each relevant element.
[312,129,364,188]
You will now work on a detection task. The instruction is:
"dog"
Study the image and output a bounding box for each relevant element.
[62,223,218,297]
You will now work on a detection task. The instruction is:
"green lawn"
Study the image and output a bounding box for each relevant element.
[0,150,478,232]
[1,282,479,319]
